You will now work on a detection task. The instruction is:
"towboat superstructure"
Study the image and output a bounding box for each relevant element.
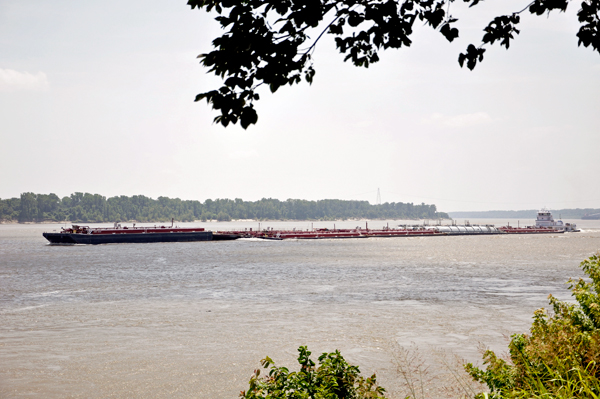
[535,208,579,232]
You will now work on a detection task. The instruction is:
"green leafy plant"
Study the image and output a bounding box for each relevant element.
[465,254,600,398]
[241,346,387,398]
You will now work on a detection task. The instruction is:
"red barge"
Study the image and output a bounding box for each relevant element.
[217,222,503,240]
[214,209,578,240]
[238,226,444,240]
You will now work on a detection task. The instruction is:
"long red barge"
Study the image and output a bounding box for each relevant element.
[216,224,500,240]
[242,227,444,240]
[231,209,575,240]
[216,220,570,241]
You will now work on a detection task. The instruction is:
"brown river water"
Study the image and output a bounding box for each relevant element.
[1,219,599,398]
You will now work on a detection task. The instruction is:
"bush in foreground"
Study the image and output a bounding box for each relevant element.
[466,254,600,398]
[240,346,387,399]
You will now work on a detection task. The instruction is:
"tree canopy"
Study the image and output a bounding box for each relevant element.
[0,192,447,223]
[188,0,600,128]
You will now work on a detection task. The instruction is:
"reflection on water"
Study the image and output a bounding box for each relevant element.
[1,220,599,398]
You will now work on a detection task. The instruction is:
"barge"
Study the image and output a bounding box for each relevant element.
[219,224,494,240]
[43,222,240,245]
[216,209,578,240]
[247,226,445,240]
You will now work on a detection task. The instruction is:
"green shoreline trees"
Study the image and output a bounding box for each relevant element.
[0,192,447,223]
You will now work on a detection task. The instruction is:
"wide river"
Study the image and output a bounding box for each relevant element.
[1,219,599,398]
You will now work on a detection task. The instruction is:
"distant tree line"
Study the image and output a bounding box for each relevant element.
[449,208,600,220]
[0,192,448,223]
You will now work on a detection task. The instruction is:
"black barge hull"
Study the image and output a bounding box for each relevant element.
[42,231,236,245]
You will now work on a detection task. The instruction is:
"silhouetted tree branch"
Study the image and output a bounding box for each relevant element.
[188,0,600,129]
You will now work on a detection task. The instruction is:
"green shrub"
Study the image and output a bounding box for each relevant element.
[465,254,600,398]
[241,346,387,399]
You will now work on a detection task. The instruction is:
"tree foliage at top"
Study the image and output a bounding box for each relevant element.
[188,0,600,128]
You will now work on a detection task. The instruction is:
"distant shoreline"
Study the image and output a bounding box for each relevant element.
[449,209,600,220]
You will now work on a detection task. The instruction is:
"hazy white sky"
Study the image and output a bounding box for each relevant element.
[1,0,598,212]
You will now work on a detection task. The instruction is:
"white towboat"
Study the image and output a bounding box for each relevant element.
[535,209,579,232]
